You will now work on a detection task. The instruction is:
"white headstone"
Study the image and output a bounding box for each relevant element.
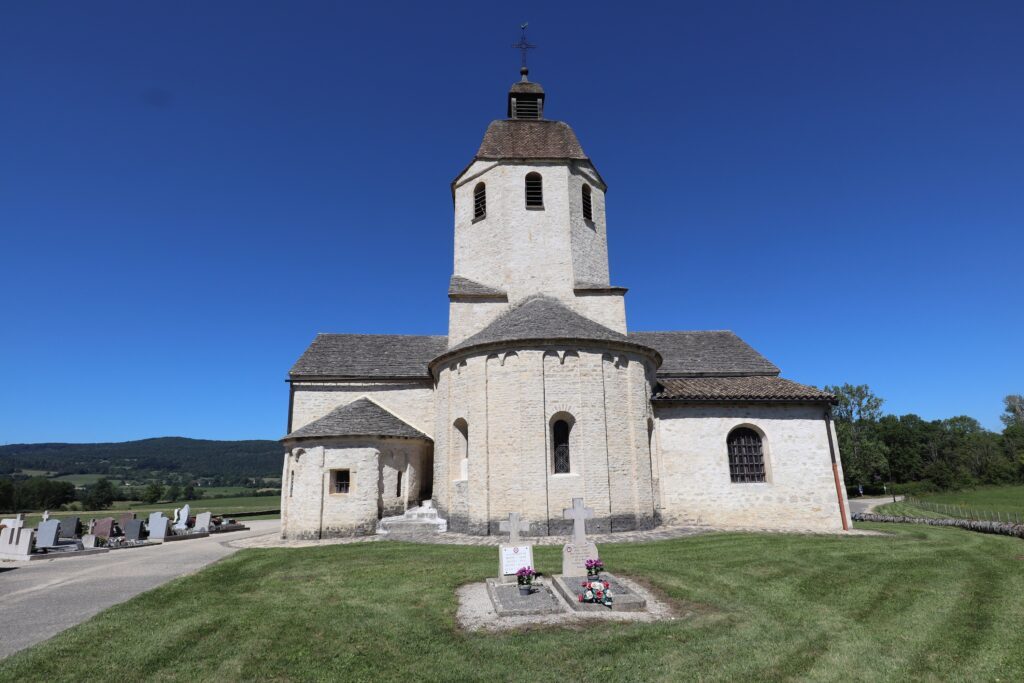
[497,512,535,581]
[148,512,170,540]
[561,498,598,577]
[0,515,35,560]
[194,512,212,532]
[174,504,191,530]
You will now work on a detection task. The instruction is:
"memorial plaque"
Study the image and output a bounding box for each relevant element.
[125,519,145,541]
[93,517,116,538]
[499,544,535,577]
[37,519,62,547]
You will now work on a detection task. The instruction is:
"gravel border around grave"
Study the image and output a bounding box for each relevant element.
[457,573,680,631]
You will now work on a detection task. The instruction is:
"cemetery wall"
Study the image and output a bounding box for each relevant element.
[654,403,852,531]
[433,345,658,536]
[291,380,434,438]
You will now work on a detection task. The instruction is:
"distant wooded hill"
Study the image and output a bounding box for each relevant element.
[0,437,282,482]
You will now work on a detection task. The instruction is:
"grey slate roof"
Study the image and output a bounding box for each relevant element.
[283,398,430,441]
[289,334,447,379]
[443,295,648,356]
[448,276,507,298]
[628,331,780,377]
[509,80,544,95]
[653,376,835,403]
[475,120,588,160]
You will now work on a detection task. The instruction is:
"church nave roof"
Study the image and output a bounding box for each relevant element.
[628,331,780,378]
[282,397,430,441]
[289,334,447,380]
[652,375,834,403]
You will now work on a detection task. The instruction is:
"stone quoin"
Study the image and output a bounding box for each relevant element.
[279,64,852,540]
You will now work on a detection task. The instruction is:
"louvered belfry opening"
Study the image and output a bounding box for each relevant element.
[525,172,543,208]
[727,428,766,483]
[553,419,571,474]
[582,184,593,221]
[473,182,486,219]
[511,96,541,119]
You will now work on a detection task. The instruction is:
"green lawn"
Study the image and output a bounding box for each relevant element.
[916,485,1024,516]
[18,495,279,528]
[873,501,951,518]
[2,524,1023,682]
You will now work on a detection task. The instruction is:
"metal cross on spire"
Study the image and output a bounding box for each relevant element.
[511,22,536,71]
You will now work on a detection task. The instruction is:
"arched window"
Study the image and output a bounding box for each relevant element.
[727,427,766,483]
[582,184,593,221]
[525,172,543,208]
[552,419,571,473]
[473,182,486,219]
[453,418,469,481]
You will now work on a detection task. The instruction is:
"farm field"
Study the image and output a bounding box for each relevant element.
[914,485,1024,516]
[2,523,1023,681]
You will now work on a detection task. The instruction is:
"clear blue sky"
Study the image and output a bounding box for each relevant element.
[1,1,1021,443]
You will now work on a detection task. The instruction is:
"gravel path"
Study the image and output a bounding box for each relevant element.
[0,520,280,660]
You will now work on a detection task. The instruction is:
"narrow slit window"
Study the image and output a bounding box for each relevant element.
[473,182,486,219]
[332,469,351,494]
[582,184,593,221]
[396,470,403,497]
[553,419,571,474]
[525,172,543,208]
[727,428,766,483]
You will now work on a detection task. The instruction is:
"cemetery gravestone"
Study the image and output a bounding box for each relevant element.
[194,512,212,532]
[93,517,116,539]
[125,519,146,542]
[37,519,62,548]
[174,504,191,531]
[561,498,599,577]
[59,516,81,539]
[81,534,99,549]
[0,514,35,560]
[148,512,170,541]
[119,512,135,531]
[498,512,534,583]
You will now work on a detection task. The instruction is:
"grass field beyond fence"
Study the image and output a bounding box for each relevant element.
[1,524,1024,682]
[875,485,1024,523]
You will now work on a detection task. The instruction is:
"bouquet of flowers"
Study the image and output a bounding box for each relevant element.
[515,566,537,586]
[579,579,613,607]
[585,558,605,577]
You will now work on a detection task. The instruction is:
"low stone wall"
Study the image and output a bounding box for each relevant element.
[853,512,1024,540]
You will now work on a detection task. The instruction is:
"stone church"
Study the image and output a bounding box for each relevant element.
[280,68,852,539]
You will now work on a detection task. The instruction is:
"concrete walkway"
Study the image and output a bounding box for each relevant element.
[849,495,903,515]
[0,520,279,660]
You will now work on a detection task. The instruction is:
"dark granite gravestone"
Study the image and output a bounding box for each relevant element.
[125,519,145,541]
[93,517,116,538]
[36,520,62,547]
[58,516,81,539]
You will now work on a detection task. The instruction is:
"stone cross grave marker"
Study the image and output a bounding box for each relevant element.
[37,519,62,548]
[148,512,170,541]
[42,510,50,522]
[194,512,212,532]
[561,497,599,577]
[498,512,534,582]
[174,504,191,531]
[0,514,35,559]
[125,519,145,541]
[59,516,81,539]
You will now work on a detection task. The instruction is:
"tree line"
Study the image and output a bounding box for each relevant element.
[828,387,1024,493]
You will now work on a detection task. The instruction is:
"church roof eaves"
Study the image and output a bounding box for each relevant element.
[282,397,431,441]
[289,333,447,381]
[431,295,661,371]
[652,376,835,404]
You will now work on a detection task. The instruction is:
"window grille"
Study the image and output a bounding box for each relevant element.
[525,172,543,208]
[553,419,571,473]
[727,428,766,483]
[333,469,351,494]
[473,182,486,219]
[582,184,593,221]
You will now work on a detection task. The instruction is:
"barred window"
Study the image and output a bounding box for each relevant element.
[728,428,766,483]
[525,172,543,208]
[332,469,351,494]
[473,182,486,219]
[553,419,571,473]
[582,184,593,221]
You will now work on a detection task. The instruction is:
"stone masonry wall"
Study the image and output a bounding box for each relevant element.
[291,380,434,438]
[654,403,852,531]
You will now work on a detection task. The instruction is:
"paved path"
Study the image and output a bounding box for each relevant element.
[849,495,903,515]
[0,520,279,660]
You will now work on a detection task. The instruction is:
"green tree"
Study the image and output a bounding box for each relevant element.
[1001,395,1024,428]
[141,483,164,504]
[82,478,116,510]
[826,384,889,486]
[165,484,182,502]
[183,484,199,500]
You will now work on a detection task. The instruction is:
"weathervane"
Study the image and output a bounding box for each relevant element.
[511,22,536,71]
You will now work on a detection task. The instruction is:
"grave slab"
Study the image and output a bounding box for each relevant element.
[551,573,648,613]
[484,578,564,616]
